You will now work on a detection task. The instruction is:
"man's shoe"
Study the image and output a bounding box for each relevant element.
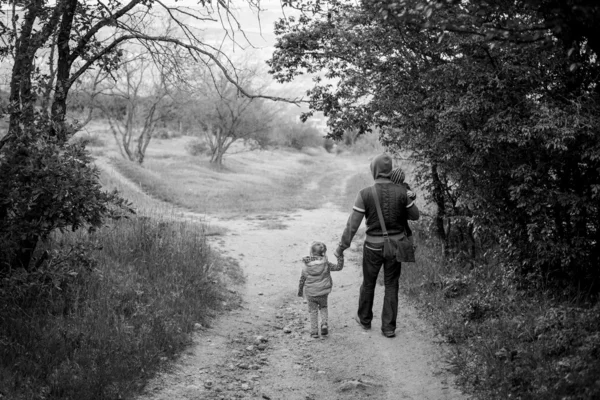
[354,315,371,330]
[382,330,396,338]
[321,323,329,336]
[310,332,319,339]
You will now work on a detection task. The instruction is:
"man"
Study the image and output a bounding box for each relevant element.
[335,153,420,338]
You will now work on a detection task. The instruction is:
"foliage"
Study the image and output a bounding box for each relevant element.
[394,218,600,400]
[0,215,241,400]
[269,0,600,291]
[69,132,105,148]
[0,122,131,272]
[271,119,324,150]
[185,138,211,156]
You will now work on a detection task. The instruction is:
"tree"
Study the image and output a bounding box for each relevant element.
[190,63,275,165]
[98,53,172,164]
[269,0,600,289]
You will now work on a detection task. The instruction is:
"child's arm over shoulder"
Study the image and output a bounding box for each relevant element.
[328,254,344,271]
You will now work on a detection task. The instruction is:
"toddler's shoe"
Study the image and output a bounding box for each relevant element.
[321,323,328,336]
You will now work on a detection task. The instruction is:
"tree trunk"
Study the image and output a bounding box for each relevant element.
[430,161,449,257]
[50,0,78,142]
[7,3,40,142]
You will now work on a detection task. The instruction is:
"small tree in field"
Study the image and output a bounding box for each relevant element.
[98,54,172,164]
[193,65,275,165]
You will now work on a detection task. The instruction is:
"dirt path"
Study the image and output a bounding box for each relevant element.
[132,157,467,400]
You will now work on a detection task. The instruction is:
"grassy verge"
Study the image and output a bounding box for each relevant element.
[0,214,242,400]
[400,222,600,400]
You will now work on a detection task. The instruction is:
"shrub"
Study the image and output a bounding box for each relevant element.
[272,121,324,150]
[154,127,181,139]
[185,138,210,156]
[0,126,131,273]
[323,138,335,153]
[69,132,105,147]
[402,220,600,400]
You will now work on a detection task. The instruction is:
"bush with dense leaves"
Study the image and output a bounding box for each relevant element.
[0,124,131,272]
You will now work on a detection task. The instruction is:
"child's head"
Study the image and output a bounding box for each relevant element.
[390,167,405,185]
[310,241,327,257]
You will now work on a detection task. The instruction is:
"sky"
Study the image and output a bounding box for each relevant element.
[160,0,314,103]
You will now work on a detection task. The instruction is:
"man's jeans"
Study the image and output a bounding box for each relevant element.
[357,242,402,333]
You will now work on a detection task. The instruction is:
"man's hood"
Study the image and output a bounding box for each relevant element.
[370,153,393,180]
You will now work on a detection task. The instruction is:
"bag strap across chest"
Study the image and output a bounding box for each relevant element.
[370,185,389,240]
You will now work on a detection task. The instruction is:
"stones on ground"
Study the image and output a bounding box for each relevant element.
[237,363,250,369]
[193,322,203,331]
[255,335,268,343]
[246,345,255,351]
[257,343,268,351]
[203,381,213,389]
[338,379,375,392]
[283,326,292,333]
[241,383,251,390]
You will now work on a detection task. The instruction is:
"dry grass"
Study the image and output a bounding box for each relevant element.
[108,146,347,216]
[0,212,241,400]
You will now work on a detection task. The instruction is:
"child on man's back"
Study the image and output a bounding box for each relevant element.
[298,242,344,338]
[390,167,417,241]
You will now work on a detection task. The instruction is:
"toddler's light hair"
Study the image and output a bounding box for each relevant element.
[310,242,327,256]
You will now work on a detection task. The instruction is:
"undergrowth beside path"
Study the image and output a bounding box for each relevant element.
[0,215,242,400]
[399,224,600,400]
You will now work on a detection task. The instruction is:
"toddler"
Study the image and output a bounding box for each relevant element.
[390,167,417,241]
[298,241,344,338]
